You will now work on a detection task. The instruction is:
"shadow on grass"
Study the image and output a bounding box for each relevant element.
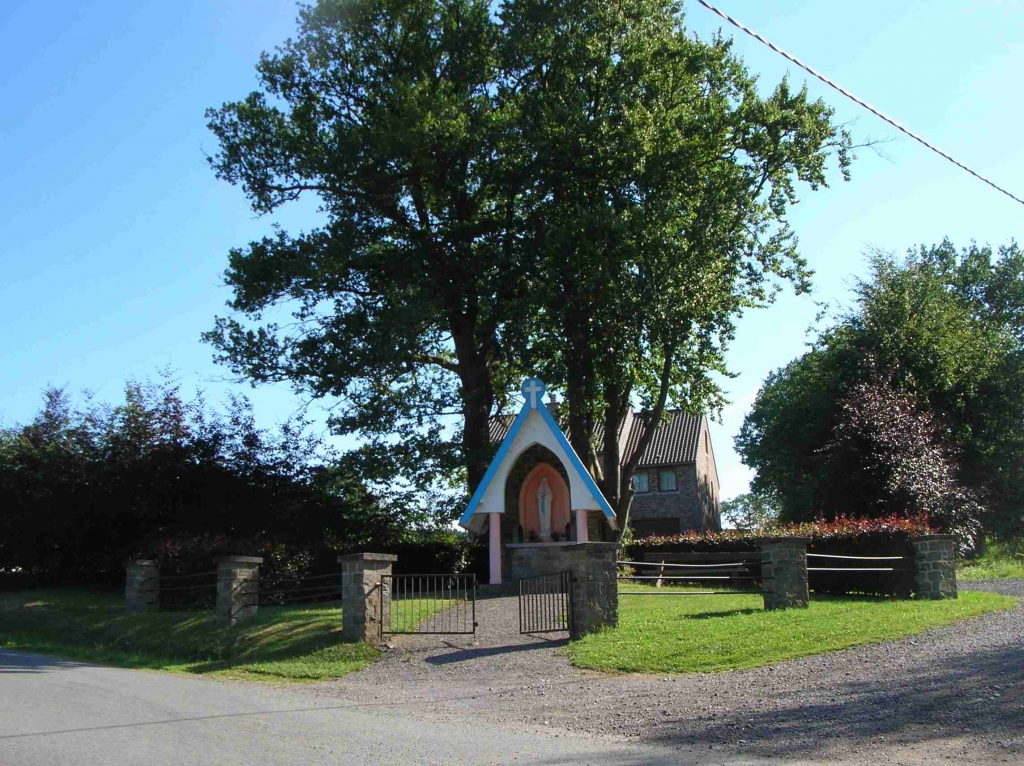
[0,590,372,679]
[679,607,763,621]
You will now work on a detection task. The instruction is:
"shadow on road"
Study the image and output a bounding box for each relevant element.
[0,650,87,674]
[641,643,1024,759]
[424,637,568,666]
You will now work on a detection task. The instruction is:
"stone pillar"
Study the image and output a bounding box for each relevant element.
[340,553,397,644]
[566,542,619,640]
[488,514,502,585]
[216,556,262,627]
[759,538,809,610]
[912,535,957,600]
[125,560,160,613]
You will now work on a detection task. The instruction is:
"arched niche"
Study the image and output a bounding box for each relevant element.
[503,443,572,543]
[518,462,570,541]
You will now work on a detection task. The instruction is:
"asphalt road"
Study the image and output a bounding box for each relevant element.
[0,649,782,766]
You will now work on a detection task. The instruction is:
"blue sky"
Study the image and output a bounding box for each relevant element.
[1,0,1021,500]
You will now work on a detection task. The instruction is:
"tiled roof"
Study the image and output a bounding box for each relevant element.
[488,407,703,467]
[621,410,703,467]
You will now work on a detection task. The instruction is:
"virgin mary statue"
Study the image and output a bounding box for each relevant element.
[537,477,553,541]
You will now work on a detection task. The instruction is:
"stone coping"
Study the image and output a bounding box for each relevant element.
[338,552,398,563]
[911,534,956,542]
[219,556,264,565]
[129,560,158,566]
[506,542,579,548]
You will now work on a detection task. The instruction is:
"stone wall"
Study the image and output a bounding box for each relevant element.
[509,542,619,639]
[760,539,809,610]
[216,556,262,627]
[565,543,619,639]
[509,543,578,580]
[125,560,159,613]
[340,553,396,644]
[912,535,957,600]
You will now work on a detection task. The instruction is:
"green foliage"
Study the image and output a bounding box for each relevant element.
[513,0,853,527]
[737,242,1024,540]
[721,492,779,530]
[959,539,1024,580]
[566,588,1015,674]
[204,0,530,499]
[204,0,852,520]
[0,378,419,584]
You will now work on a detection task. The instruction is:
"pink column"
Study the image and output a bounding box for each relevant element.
[489,514,502,585]
[575,509,588,543]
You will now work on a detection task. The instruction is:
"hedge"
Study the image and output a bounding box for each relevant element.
[144,534,487,584]
[625,514,932,597]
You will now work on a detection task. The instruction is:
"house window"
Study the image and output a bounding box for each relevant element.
[659,469,677,492]
[632,471,649,493]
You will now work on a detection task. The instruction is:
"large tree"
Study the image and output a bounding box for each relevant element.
[737,241,1024,540]
[507,0,853,529]
[205,0,529,498]
[206,0,853,523]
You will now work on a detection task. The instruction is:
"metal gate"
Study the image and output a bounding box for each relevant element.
[518,571,573,634]
[380,574,476,638]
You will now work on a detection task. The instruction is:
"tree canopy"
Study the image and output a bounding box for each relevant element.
[737,241,1024,542]
[0,378,413,583]
[205,0,853,529]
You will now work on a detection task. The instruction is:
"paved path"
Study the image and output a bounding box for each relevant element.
[0,648,782,766]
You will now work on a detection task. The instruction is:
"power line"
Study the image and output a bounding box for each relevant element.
[695,0,1024,208]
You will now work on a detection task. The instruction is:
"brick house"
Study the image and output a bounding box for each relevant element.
[489,405,721,539]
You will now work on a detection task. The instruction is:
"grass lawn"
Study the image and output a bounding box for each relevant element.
[959,541,1024,580]
[565,584,1017,674]
[0,588,442,682]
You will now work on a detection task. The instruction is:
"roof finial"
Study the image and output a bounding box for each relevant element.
[521,377,545,409]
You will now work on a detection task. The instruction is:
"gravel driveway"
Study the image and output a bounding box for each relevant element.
[317,580,1024,764]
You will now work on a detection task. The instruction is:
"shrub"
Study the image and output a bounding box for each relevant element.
[626,513,932,596]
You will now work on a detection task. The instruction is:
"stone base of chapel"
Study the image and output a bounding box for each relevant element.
[507,542,588,580]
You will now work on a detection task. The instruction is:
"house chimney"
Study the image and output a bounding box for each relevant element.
[546,393,560,417]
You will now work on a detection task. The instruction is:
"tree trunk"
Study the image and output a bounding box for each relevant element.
[601,382,630,525]
[449,315,495,496]
[613,344,676,533]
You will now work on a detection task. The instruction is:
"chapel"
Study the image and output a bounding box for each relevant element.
[460,378,722,586]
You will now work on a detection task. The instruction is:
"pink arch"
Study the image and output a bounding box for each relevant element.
[518,462,570,537]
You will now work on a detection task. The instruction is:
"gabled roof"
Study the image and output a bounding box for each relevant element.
[460,378,617,534]
[489,408,704,468]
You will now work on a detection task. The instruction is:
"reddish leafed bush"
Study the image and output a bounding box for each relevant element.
[625,513,934,596]
[630,513,933,549]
